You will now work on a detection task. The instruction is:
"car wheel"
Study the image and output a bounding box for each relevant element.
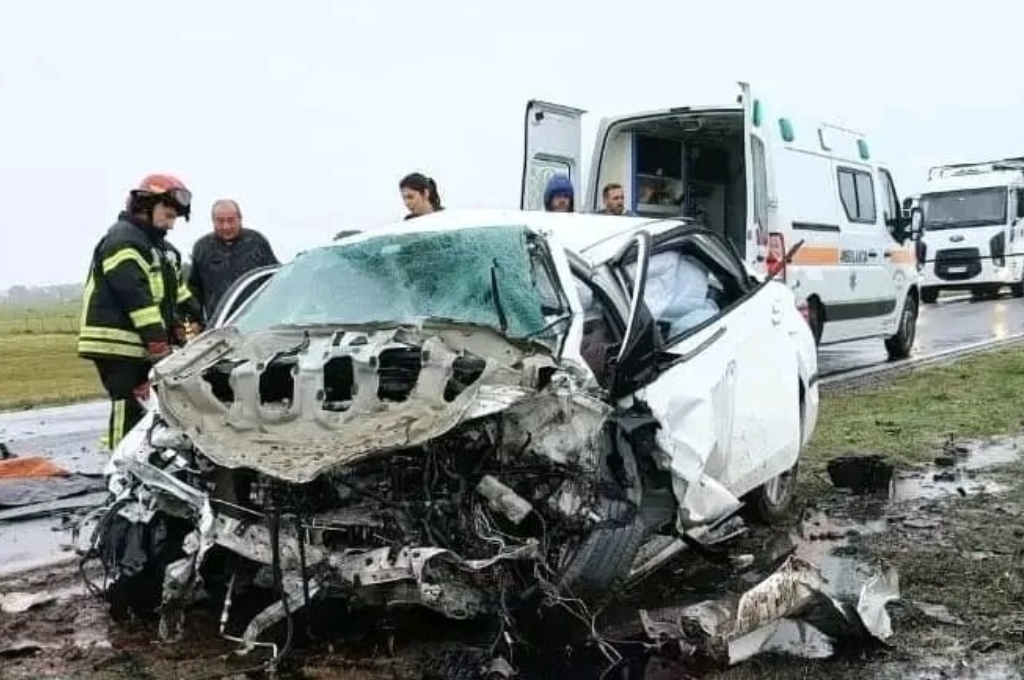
[558,498,647,605]
[921,287,939,304]
[885,293,918,361]
[743,461,799,525]
[98,513,188,622]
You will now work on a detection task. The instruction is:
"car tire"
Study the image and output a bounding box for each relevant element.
[921,287,939,304]
[559,498,647,605]
[885,292,918,361]
[98,513,188,622]
[743,387,804,525]
[1012,280,1024,298]
[743,461,799,525]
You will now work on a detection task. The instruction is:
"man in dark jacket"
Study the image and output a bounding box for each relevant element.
[78,174,203,449]
[187,199,279,320]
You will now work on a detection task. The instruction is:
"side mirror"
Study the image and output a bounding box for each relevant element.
[609,231,658,398]
[910,209,924,237]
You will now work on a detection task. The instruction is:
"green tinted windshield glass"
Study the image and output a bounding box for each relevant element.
[230,225,562,339]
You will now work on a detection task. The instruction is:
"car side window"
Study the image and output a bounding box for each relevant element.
[624,247,737,345]
[212,268,278,328]
[574,276,619,386]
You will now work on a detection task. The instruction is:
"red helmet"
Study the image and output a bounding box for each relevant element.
[128,173,192,220]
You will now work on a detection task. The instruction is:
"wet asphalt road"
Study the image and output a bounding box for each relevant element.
[818,290,1024,374]
[1,291,1024,572]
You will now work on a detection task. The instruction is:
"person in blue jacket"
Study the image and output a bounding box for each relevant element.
[543,174,574,212]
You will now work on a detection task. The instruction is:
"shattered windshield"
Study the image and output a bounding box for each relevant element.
[921,188,1008,229]
[230,225,568,342]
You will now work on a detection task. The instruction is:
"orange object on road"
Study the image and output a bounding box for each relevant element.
[0,456,69,479]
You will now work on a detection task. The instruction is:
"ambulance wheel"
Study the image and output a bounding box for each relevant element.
[885,293,918,361]
[921,287,939,304]
[1011,281,1024,298]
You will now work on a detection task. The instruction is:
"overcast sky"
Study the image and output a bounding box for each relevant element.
[1,0,1019,288]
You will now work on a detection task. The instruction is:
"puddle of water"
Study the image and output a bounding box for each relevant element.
[888,438,1021,503]
[892,471,1009,502]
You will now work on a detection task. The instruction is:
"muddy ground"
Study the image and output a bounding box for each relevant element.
[1,437,1022,680]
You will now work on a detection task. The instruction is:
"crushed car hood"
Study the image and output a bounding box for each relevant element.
[151,325,561,483]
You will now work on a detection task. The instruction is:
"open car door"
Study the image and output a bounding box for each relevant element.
[520,100,585,212]
[613,229,801,527]
[740,82,773,275]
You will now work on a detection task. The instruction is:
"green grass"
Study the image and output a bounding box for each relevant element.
[0,300,100,410]
[0,333,102,410]
[0,302,100,410]
[805,345,1024,471]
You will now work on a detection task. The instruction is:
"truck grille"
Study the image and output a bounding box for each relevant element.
[934,248,982,281]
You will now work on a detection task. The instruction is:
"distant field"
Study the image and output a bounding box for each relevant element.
[0,301,80,335]
[0,302,102,410]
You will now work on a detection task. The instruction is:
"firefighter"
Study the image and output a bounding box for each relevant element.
[77,174,203,450]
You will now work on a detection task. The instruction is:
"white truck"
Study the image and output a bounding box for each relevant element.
[521,82,921,360]
[916,158,1024,303]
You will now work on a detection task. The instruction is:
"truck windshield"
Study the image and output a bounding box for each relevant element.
[920,188,1008,230]
[228,225,569,346]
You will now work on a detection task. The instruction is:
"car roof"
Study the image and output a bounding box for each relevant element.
[335,209,690,267]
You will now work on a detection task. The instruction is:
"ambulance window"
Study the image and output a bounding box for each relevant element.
[751,136,768,234]
[525,158,572,212]
[837,167,877,224]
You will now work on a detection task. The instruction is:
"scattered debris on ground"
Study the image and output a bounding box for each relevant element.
[1,437,1022,679]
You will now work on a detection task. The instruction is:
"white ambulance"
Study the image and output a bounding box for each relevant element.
[916,158,1024,303]
[520,83,921,360]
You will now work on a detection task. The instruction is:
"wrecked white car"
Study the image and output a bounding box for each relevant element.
[77,209,819,655]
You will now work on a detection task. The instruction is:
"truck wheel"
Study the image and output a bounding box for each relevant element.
[921,287,939,304]
[885,293,918,361]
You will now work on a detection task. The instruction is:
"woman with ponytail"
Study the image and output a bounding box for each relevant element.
[399,172,444,220]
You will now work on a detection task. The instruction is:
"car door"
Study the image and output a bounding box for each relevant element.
[616,230,800,526]
[207,264,280,329]
[520,100,586,212]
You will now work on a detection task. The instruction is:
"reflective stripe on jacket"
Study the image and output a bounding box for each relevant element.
[77,214,201,361]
